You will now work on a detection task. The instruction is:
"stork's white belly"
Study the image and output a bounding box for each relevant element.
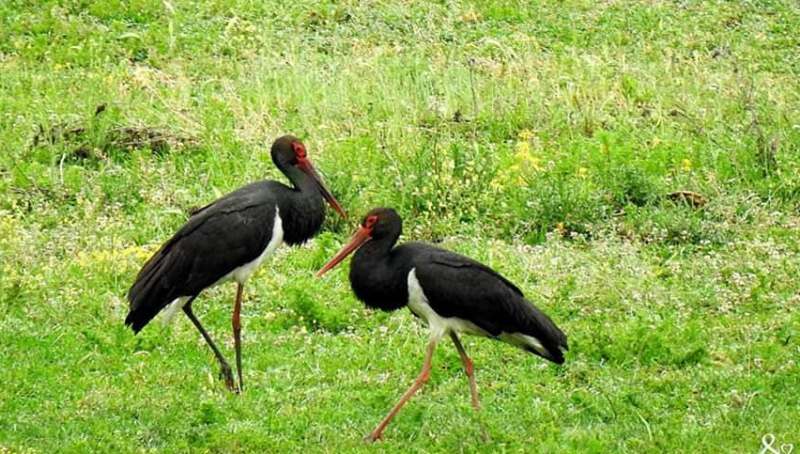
[406,268,488,341]
[225,207,284,284]
[161,207,284,325]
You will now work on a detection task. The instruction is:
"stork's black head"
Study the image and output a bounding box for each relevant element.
[270,135,306,169]
[316,207,402,277]
[360,207,402,241]
[270,135,346,218]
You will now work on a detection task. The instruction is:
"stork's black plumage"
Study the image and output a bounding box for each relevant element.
[126,135,345,392]
[126,181,278,332]
[317,207,567,441]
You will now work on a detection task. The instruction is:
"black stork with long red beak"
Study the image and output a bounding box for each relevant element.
[126,135,346,393]
[317,207,568,441]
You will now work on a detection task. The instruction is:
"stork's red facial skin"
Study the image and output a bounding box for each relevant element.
[293,141,346,219]
[291,141,307,159]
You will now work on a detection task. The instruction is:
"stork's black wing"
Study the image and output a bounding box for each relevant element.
[411,245,568,363]
[125,181,280,332]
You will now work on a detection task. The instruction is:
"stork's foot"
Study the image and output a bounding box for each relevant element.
[364,431,383,443]
[219,363,239,393]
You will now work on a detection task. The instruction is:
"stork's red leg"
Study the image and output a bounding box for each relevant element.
[183,302,238,392]
[450,332,480,410]
[232,283,244,392]
[366,338,438,442]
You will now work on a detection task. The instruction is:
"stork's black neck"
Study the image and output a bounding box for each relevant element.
[349,231,410,312]
[275,160,316,193]
[275,164,326,246]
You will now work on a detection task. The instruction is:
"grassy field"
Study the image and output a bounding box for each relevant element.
[2,0,799,451]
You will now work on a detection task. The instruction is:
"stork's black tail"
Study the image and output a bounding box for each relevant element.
[125,243,187,333]
[517,298,568,365]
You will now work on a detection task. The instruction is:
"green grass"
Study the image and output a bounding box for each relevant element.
[1,0,799,451]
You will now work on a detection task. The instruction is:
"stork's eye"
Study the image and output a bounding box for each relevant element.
[291,141,307,158]
[365,215,379,228]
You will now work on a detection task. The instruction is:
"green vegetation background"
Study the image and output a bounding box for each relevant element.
[1,0,798,452]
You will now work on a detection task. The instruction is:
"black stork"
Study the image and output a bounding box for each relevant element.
[317,207,568,441]
[126,135,346,393]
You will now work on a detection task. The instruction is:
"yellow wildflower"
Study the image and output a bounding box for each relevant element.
[512,141,544,173]
[577,167,588,178]
[518,129,535,141]
[75,245,155,268]
[459,9,481,23]
[515,141,532,159]
[527,156,544,172]
[681,159,692,171]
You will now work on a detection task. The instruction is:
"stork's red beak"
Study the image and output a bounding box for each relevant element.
[316,226,372,277]
[297,157,347,219]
